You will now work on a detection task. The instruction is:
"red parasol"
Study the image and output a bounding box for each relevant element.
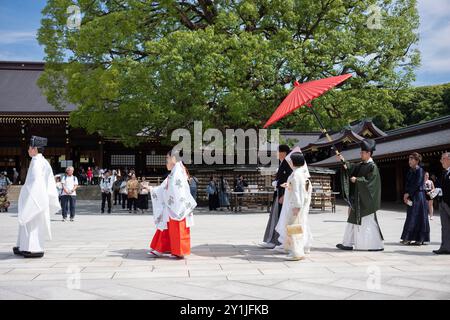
[264,73,352,162]
[263,74,352,129]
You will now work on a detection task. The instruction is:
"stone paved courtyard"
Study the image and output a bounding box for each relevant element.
[0,201,449,300]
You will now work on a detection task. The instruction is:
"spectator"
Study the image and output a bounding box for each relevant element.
[126,174,139,213]
[0,171,12,213]
[79,168,87,186]
[93,166,100,185]
[0,171,12,190]
[138,177,150,214]
[400,152,430,245]
[234,175,248,212]
[433,152,450,254]
[100,170,113,214]
[189,175,199,201]
[113,175,123,205]
[119,176,128,210]
[87,167,93,185]
[61,166,78,222]
[55,176,63,206]
[218,175,231,211]
[424,171,436,220]
[111,170,117,184]
[99,168,105,181]
[12,168,19,184]
[206,176,219,211]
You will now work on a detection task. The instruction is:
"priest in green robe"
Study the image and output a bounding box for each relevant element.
[336,139,384,251]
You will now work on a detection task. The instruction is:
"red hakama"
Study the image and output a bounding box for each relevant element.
[150,218,191,256]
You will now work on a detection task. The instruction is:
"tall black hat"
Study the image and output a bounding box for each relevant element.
[30,136,48,148]
[360,138,376,153]
[278,144,291,153]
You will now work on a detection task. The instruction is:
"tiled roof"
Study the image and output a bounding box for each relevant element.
[0,61,76,113]
[313,127,450,167]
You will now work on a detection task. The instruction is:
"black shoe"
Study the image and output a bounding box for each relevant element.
[433,249,450,255]
[13,247,23,256]
[22,251,44,258]
[336,244,353,251]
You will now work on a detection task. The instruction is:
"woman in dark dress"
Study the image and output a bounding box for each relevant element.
[207,177,220,211]
[401,152,430,245]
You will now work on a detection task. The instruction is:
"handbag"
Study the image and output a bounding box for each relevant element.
[429,189,439,200]
[287,224,303,236]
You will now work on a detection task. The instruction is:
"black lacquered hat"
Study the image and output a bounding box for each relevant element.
[360,138,376,152]
[30,136,48,148]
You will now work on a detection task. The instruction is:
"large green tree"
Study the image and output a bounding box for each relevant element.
[38,0,420,145]
[396,83,450,126]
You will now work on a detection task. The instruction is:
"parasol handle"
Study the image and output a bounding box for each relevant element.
[309,106,347,169]
[321,129,347,169]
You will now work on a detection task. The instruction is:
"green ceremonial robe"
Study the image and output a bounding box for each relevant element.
[341,159,382,228]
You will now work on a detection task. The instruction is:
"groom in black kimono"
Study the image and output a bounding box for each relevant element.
[336,139,384,251]
[259,145,292,249]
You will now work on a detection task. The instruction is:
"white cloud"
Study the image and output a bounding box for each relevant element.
[417,0,450,74]
[0,30,36,44]
[417,0,450,19]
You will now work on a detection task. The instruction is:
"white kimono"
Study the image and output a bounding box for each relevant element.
[276,165,313,257]
[17,154,61,252]
[150,162,196,231]
[342,213,384,250]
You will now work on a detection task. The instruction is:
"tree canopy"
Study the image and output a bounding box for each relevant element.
[37,0,421,145]
[396,83,450,126]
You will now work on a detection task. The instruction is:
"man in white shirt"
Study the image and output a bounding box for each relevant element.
[100,170,113,214]
[61,166,78,222]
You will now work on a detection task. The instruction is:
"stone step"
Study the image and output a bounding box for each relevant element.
[6,185,21,201]
[76,185,102,200]
[6,185,102,201]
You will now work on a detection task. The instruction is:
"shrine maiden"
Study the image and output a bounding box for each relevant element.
[148,150,196,259]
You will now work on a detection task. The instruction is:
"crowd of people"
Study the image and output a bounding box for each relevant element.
[0,171,12,212]
[8,134,450,260]
[53,166,156,220]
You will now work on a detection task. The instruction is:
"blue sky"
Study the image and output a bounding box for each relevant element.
[0,0,449,86]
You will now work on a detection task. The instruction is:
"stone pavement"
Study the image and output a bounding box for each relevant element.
[0,201,449,300]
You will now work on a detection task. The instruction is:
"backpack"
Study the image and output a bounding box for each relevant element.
[113,179,121,192]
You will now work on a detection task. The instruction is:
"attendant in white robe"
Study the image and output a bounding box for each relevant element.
[148,150,196,259]
[275,152,313,260]
[13,136,61,258]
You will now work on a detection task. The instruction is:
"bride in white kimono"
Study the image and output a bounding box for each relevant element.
[13,136,61,258]
[275,151,313,261]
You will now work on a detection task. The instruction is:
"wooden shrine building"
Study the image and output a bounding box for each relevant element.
[0,61,170,182]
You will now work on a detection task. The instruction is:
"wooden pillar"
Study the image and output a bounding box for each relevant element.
[64,121,71,161]
[19,121,28,184]
[395,159,404,203]
[98,139,104,168]
[136,150,144,177]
